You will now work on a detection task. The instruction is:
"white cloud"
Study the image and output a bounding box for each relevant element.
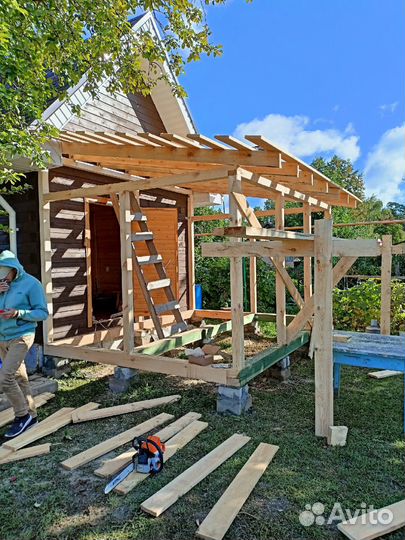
[234,113,360,162]
[379,102,398,115]
[364,124,405,203]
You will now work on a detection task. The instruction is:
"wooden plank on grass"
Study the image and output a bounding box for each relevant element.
[94,412,201,478]
[3,403,99,452]
[338,499,405,540]
[196,443,279,540]
[72,394,181,423]
[61,412,173,471]
[114,420,208,494]
[0,393,55,428]
[140,433,251,517]
[368,370,402,379]
[0,444,51,465]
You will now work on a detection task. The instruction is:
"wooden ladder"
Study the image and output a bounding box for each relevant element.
[111,192,187,340]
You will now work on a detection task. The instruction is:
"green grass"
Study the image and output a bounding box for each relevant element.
[0,353,404,540]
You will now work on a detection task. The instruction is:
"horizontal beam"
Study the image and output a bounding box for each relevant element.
[202,241,315,258]
[238,332,310,386]
[214,226,314,241]
[44,168,231,202]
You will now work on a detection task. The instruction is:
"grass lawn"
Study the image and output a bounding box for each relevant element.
[0,337,404,540]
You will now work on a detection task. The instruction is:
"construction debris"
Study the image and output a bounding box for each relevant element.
[327,426,349,447]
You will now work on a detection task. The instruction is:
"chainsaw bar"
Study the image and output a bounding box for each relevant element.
[104,462,135,494]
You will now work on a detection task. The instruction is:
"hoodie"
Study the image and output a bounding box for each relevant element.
[0,251,48,341]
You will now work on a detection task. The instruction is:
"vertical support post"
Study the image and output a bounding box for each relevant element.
[187,193,196,310]
[84,199,93,328]
[249,256,257,313]
[38,170,53,344]
[119,191,135,354]
[324,207,333,220]
[314,218,334,437]
[303,203,312,301]
[229,171,245,371]
[275,194,286,344]
[380,235,392,335]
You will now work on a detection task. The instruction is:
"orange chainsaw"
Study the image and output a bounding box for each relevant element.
[104,435,165,494]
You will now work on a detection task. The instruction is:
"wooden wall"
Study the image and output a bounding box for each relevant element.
[48,166,190,340]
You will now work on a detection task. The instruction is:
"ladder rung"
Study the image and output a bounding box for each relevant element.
[171,322,188,334]
[155,301,181,315]
[146,278,171,291]
[136,255,163,266]
[132,213,147,222]
[132,232,153,242]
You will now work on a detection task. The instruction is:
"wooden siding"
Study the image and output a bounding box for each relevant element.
[49,166,189,339]
[64,89,166,135]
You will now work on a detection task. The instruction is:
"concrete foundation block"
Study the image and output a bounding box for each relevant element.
[217,384,252,415]
[327,426,348,446]
[42,355,71,379]
[108,367,139,393]
[268,355,291,381]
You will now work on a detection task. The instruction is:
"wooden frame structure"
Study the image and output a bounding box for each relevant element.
[39,131,404,437]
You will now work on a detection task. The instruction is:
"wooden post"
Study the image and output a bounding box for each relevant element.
[249,256,257,313]
[380,235,392,335]
[84,199,93,327]
[119,191,135,354]
[38,170,54,344]
[187,193,196,310]
[229,172,245,371]
[303,203,312,301]
[313,218,334,437]
[275,194,286,344]
[324,207,333,220]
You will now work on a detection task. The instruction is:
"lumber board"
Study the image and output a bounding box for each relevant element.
[333,334,352,343]
[0,393,55,428]
[380,235,392,335]
[338,499,405,540]
[3,403,99,452]
[72,395,181,423]
[140,433,251,517]
[368,370,402,379]
[0,444,51,465]
[196,443,279,540]
[94,412,202,478]
[114,420,208,494]
[60,412,173,470]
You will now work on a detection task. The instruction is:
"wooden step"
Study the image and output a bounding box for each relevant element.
[146,278,171,291]
[132,232,153,242]
[132,213,147,222]
[155,301,181,315]
[136,255,163,266]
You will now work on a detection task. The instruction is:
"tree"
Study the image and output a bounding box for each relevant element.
[0,0,236,185]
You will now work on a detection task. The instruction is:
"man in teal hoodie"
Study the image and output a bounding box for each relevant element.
[0,250,48,438]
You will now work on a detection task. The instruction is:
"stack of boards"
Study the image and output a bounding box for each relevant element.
[0,392,279,540]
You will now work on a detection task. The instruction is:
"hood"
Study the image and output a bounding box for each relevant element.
[0,250,25,279]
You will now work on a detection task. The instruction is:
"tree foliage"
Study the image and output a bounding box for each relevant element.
[0,0,233,184]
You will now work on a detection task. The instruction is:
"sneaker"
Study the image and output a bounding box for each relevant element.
[4,414,37,439]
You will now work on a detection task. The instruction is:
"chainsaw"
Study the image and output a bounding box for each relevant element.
[104,435,165,494]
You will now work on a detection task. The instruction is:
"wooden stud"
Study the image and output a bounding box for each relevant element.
[84,199,93,327]
[303,203,312,301]
[229,172,245,371]
[313,219,334,437]
[196,443,279,540]
[38,170,53,344]
[275,194,286,345]
[140,433,251,517]
[0,444,51,465]
[187,193,196,310]
[119,191,135,354]
[380,235,392,335]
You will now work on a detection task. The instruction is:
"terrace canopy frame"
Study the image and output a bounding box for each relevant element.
[39,130,404,437]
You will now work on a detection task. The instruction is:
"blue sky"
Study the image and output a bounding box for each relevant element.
[181,0,405,204]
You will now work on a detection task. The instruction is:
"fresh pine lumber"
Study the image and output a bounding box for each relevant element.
[72,394,181,423]
[333,334,351,343]
[114,420,208,494]
[338,499,405,540]
[94,412,201,478]
[141,433,251,517]
[0,392,55,428]
[61,412,173,471]
[0,444,51,465]
[3,403,99,452]
[368,370,402,379]
[196,443,279,540]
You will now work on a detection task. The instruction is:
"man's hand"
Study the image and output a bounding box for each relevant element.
[0,309,18,319]
[0,281,9,293]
